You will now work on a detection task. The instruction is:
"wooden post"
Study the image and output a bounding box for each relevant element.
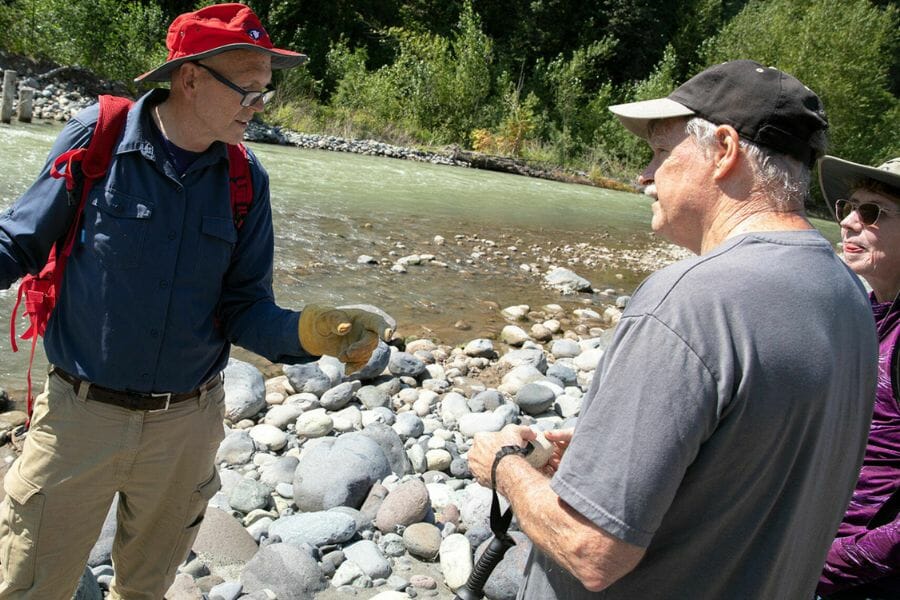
[1,70,16,124]
[17,88,34,123]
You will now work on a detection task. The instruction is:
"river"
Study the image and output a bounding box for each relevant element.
[0,119,840,398]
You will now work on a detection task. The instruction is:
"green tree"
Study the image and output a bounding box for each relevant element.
[1,0,166,87]
[700,0,900,165]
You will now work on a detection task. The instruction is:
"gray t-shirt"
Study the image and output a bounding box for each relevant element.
[520,231,878,600]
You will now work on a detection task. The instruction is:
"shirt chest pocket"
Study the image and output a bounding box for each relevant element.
[196,216,238,277]
[90,188,154,270]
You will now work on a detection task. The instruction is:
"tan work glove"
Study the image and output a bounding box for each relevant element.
[298,304,393,374]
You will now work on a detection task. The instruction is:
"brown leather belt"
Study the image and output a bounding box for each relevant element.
[51,366,221,411]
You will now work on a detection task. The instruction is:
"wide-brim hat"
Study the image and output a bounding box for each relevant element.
[819,155,900,210]
[135,3,307,83]
[609,60,828,166]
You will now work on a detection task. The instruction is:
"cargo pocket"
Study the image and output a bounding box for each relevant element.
[165,468,221,574]
[0,466,46,587]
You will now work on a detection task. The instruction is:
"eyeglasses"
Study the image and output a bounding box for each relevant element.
[835,199,900,226]
[193,62,275,107]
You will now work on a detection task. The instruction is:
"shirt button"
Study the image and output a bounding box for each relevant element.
[140,373,149,381]
[150,329,159,338]
[159,280,169,289]
[168,230,177,240]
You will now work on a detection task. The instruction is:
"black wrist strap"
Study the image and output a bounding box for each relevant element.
[490,445,531,537]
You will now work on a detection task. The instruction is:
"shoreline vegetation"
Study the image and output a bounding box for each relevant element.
[0,50,637,193]
[1,0,897,214]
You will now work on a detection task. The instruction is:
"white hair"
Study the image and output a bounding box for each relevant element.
[684,117,825,211]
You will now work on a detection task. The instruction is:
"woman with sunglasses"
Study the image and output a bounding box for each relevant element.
[817,156,900,600]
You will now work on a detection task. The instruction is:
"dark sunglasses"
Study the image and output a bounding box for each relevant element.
[193,62,275,107]
[835,198,899,226]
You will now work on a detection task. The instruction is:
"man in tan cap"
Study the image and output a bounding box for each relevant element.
[468,60,877,599]
[0,3,389,597]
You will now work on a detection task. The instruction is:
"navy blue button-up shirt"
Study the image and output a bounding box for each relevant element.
[0,89,311,393]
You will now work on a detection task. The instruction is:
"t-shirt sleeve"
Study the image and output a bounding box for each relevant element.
[551,313,720,547]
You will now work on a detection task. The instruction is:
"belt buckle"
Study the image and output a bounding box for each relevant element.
[148,392,172,412]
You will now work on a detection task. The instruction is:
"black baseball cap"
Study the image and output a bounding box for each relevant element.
[609,60,828,166]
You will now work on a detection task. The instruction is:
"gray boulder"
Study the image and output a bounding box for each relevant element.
[283,363,332,397]
[229,478,271,513]
[388,352,427,378]
[544,267,592,293]
[216,430,255,466]
[361,422,412,476]
[293,433,392,511]
[268,511,357,547]
[240,543,327,599]
[343,539,392,580]
[515,383,556,415]
[223,359,266,421]
[498,348,547,372]
[392,412,424,440]
[320,380,360,411]
[259,456,299,490]
[357,385,391,409]
[547,363,577,387]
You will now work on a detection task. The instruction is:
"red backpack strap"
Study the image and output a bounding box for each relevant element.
[10,94,132,424]
[227,143,252,229]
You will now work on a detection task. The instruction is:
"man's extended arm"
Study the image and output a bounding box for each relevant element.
[468,426,645,592]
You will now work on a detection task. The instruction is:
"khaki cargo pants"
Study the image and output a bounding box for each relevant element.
[0,370,226,599]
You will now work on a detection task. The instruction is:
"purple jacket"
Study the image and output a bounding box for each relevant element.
[818,293,900,596]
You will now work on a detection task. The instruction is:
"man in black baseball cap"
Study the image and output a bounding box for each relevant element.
[467,60,877,600]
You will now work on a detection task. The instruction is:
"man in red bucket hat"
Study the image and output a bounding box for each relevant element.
[0,4,390,597]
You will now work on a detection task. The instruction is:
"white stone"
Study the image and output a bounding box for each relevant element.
[500,305,530,321]
[262,404,303,430]
[440,534,473,590]
[426,436,446,450]
[407,445,427,473]
[574,348,604,372]
[265,391,285,406]
[249,424,288,451]
[426,482,453,511]
[331,405,363,432]
[500,325,530,346]
[573,308,601,320]
[463,338,494,357]
[458,411,506,438]
[413,397,433,417]
[604,306,623,325]
[295,409,333,438]
[542,319,561,333]
[425,449,452,472]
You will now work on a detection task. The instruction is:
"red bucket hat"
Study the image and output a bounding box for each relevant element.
[135,3,307,83]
